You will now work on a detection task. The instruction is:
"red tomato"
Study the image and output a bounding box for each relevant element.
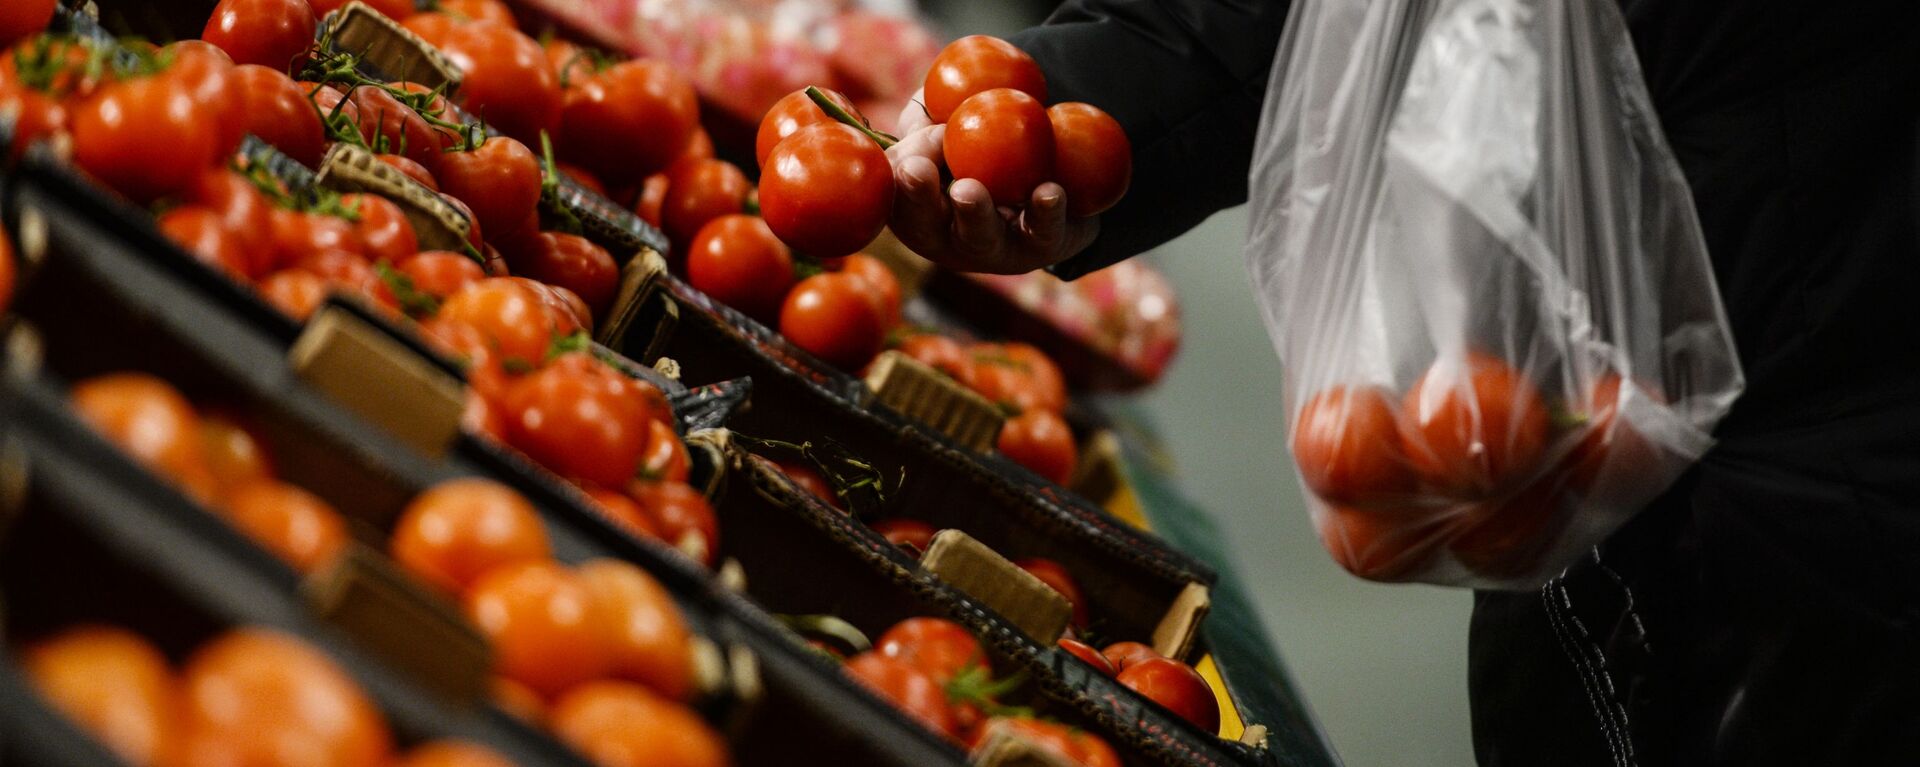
[176,629,392,767]
[464,561,617,698]
[435,21,559,143]
[1057,638,1113,676]
[346,85,450,172]
[555,161,606,196]
[377,154,440,191]
[1292,384,1415,506]
[638,419,690,483]
[780,272,888,370]
[945,88,1054,206]
[183,169,275,277]
[559,59,697,186]
[677,127,714,165]
[272,208,366,268]
[394,740,515,767]
[1400,352,1550,497]
[22,626,176,767]
[1318,503,1444,582]
[1015,557,1088,628]
[578,558,695,700]
[1447,477,1561,578]
[922,35,1047,124]
[975,717,1119,767]
[758,123,893,258]
[220,479,351,573]
[258,269,329,321]
[1116,657,1220,734]
[437,277,573,366]
[500,353,656,487]
[0,0,55,49]
[1048,102,1131,217]
[510,232,619,321]
[772,459,837,509]
[310,0,413,22]
[436,134,541,243]
[876,617,986,685]
[158,206,251,280]
[340,193,418,265]
[70,373,218,503]
[71,73,222,203]
[754,86,859,169]
[162,41,244,161]
[398,11,456,48]
[633,172,669,227]
[577,486,659,546]
[543,38,589,86]
[291,248,377,298]
[869,518,936,556]
[630,480,718,567]
[0,84,66,161]
[1099,641,1159,673]
[418,316,510,400]
[998,343,1067,413]
[527,279,593,334]
[894,335,976,389]
[198,410,276,493]
[434,193,486,252]
[997,410,1077,486]
[686,214,794,325]
[1567,373,1664,495]
[397,250,485,301]
[660,158,749,251]
[489,676,545,724]
[549,681,729,767]
[439,0,515,27]
[201,0,316,70]
[837,253,901,325]
[843,653,958,739]
[389,477,551,595]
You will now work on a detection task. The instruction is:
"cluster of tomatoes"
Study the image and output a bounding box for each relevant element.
[1292,352,1656,580]
[1057,639,1220,734]
[889,333,1080,484]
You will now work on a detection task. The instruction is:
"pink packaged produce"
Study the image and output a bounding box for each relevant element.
[954,261,1182,391]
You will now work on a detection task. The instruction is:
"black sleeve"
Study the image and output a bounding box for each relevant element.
[1007,0,1292,279]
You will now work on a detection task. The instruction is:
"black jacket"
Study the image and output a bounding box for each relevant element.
[1013,1,1920,764]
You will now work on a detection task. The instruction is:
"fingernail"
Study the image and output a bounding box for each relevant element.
[1038,191,1062,208]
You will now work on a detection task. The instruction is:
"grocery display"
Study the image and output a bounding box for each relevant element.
[0,2,1340,767]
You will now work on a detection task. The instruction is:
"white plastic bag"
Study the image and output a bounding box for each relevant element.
[1246,0,1743,587]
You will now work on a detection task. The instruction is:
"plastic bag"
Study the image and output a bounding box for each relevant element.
[1245,0,1743,587]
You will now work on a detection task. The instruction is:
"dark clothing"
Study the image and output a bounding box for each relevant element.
[1013,1,1920,764]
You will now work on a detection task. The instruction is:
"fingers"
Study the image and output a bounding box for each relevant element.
[949,177,1009,265]
[894,88,932,136]
[1020,182,1068,255]
[888,125,951,256]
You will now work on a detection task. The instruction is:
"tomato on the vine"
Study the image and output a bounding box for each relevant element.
[1291,384,1414,506]
[1400,352,1550,497]
[346,84,450,172]
[922,35,1047,124]
[754,87,859,169]
[397,250,484,301]
[340,193,419,265]
[436,133,541,243]
[686,214,793,325]
[945,88,1055,206]
[1015,557,1088,628]
[577,558,694,700]
[437,277,574,366]
[201,0,315,71]
[159,207,251,280]
[876,617,986,685]
[389,477,551,595]
[758,122,893,258]
[510,232,619,321]
[660,158,750,251]
[843,653,959,739]
[559,59,698,186]
[464,561,617,698]
[434,20,560,143]
[998,410,1077,486]
[1048,102,1131,218]
[499,352,656,488]
[219,478,350,573]
[780,272,889,370]
[184,169,275,276]
[549,681,729,767]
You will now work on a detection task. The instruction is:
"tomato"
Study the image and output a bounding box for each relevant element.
[394,740,515,767]
[544,37,589,85]
[377,153,440,191]
[198,410,276,492]
[500,353,654,487]
[638,419,690,483]
[1116,657,1220,733]
[968,343,1065,414]
[922,35,1047,124]
[291,248,377,299]
[176,629,392,767]
[1447,477,1561,578]
[510,232,619,320]
[558,59,698,186]
[1099,641,1159,673]
[435,133,541,242]
[660,158,749,251]
[556,162,606,197]
[549,681,730,767]
[1291,384,1415,506]
[439,0,515,27]
[754,86,859,169]
[758,123,893,258]
[1014,557,1087,628]
[398,11,456,48]
[772,459,837,508]
[894,335,976,389]
[158,206,251,280]
[258,270,329,321]
[1567,373,1663,496]
[843,653,958,739]
[201,0,315,70]
[1317,503,1444,582]
[219,479,350,572]
[489,676,545,723]
[71,73,221,203]
[183,169,275,277]
[630,480,718,567]
[578,558,694,700]
[435,21,559,143]
[70,373,218,503]
[837,253,901,325]
[0,0,55,49]
[162,41,245,161]
[685,214,793,325]
[465,561,615,698]
[419,317,509,401]
[1057,638,1113,676]
[582,484,662,541]
[945,88,1054,206]
[389,477,551,595]
[780,272,888,370]
[22,626,176,767]
[310,0,413,22]
[876,617,985,685]
[1048,102,1131,217]
[437,277,574,366]
[869,518,937,556]
[0,84,65,161]
[633,173,669,227]
[1401,352,1550,497]
[975,717,1119,767]
[272,208,366,268]
[397,250,484,301]
[997,410,1077,486]
[339,193,419,265]
[676,128,714,167]
[346,85,450,171]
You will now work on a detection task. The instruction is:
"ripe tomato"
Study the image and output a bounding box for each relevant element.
[198,410,276,492]
[1291,384,1415,506]
[754,86,859,169]
[439,0,515,28]
[1048,102,1131,217]
[894,334,976,389]
[584,484,662,540]
[159,206,251,280]
[436,134,541,244]
[544,37,589,86]
[780,272,888,370]
[378,154,440,191]
[968,343,1064,414]
[1014,557,1087,628]
[922,35,1047,124]
[508,275,591,333]
[394,740,515,767]
[997,410,1077,486]
[221,479,351,573]
[686,214,793,325]
[510,232,619,321]
[945,88,1054,206]
[70,373,218,503]
[291,248,377,298]
[558,59,698,186]
[176,629,392,767]
[500,353,655,487]
[437,277,573,366]
[346,85,450,172]
[0,84,66,161]
[660,158,749,251]
[184,169,275,276]
[419,317,510,400]
[633,172,669,227]
[578,558,694,700]
[630,480,719,567]
[340,193,419,265]
[465,561,616,697]
[22,626,176,767]
[1116,658,1220,733]
[0,0,55,49]
[772,459,837,509]
[1447,477,1561,578]
[310,0,413,22]
[638,419,690,483]
[272,208,366,268]
[843,653,958,739]
[869,518,936,556]
[397,250,485,301]
[977,717,1120,767]
[1099,641,1159,673]
[201,0,316,70]
[1317,503,1444,582]
[758,123,893,258]
[876,617,985,685]
[1567,373,1663,495]
[258,269,329,321]
[676,128,714,166]
[435,21,559,143]
[489,676,545,723]
[71,73,221,203]
[162,41,245,160]
[838,253,901,325]
[554,161,606,197]
[1401,353,1550,497]
[1057,638,1113,676]
[549,681,729,767]
[389,477,551,595]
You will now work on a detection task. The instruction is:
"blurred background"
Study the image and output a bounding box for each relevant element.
[915,3,1476,766]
